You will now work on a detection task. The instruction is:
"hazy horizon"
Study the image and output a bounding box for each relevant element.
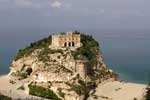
[0,0,150,31]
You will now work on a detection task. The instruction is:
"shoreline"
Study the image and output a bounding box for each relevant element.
[89,81,147,100]
[0,74,44,99]
[0,74,8,77]
[0,74,147,100]
[117,72,149,85]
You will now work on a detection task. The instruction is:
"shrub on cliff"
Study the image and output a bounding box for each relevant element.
[29,84,61,100]
[72,33,99,65]
[0,93,11,100]
[146,83,150,100]
[14,35,52,61]
[38,47,63,62]
[65,79,95,100]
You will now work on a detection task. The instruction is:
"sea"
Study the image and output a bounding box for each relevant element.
[0,28,150,84]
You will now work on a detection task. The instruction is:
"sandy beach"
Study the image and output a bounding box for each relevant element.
[0,75,44,99]
[0,75,147,100]
[89,81,147,100]
[0,75,27,99]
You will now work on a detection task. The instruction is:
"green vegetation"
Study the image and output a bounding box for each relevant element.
[58,88,65,98]
[0,94,11,100]
[72,33,99,65]
[11,71,28,80]
[29,84,61,100]
[9,79,16,84]
[67,82,86,96]
[73,30,80,35]
[71,33,107,77]
[61,30,80,35]
[93,95,98,99]
[146,83,150,100]
[38,47,63,62]
[65,79,95,99]
[14,31,99,66]
[11,66,33,80]
[18,72,28,80]
[14,35,52,61]
[17,85,25,90]
[95,68,110,78]
[60,32,66,35]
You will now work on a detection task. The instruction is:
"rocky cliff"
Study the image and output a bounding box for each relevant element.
[9,32,117,100]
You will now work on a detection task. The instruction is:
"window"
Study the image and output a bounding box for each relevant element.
[64,42,67,47]
[68,42,71,47]
[72,42,75,47]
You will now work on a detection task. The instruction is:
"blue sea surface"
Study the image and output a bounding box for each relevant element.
[0,29,150,84]
[100,39,150,84]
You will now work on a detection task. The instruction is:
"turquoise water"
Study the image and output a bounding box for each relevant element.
[0,29,150,84]
[100,39,150,84]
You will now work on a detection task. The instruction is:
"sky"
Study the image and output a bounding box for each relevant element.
[0,0,150,31]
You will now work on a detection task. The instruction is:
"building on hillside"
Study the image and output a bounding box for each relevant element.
[50,32,82,50]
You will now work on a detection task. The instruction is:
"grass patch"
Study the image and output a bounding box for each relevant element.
[0,94,11,100]
[17,85,25,90]
[29,84,61,100]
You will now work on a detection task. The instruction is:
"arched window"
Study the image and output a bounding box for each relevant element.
[68,42,71,47]
[72,42,75,47]
[64,42,67,47]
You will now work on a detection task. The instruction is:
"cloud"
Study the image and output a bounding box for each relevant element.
[15,0,32,8]
[135,11,144,17]
[51,1,62,8]
[0,0,9,3]
[99,9,105,13]
[64,3,72,9]
[13,0,63,9]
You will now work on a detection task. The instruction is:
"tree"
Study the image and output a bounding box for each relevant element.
[146,82,150,100]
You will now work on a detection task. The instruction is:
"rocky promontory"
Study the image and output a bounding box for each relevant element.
[8,31,117,100]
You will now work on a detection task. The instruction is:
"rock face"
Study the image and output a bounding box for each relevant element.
[9,32,117,100]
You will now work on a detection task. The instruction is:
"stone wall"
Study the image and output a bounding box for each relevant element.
[75,60,87,79]
[50,32,81,50]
